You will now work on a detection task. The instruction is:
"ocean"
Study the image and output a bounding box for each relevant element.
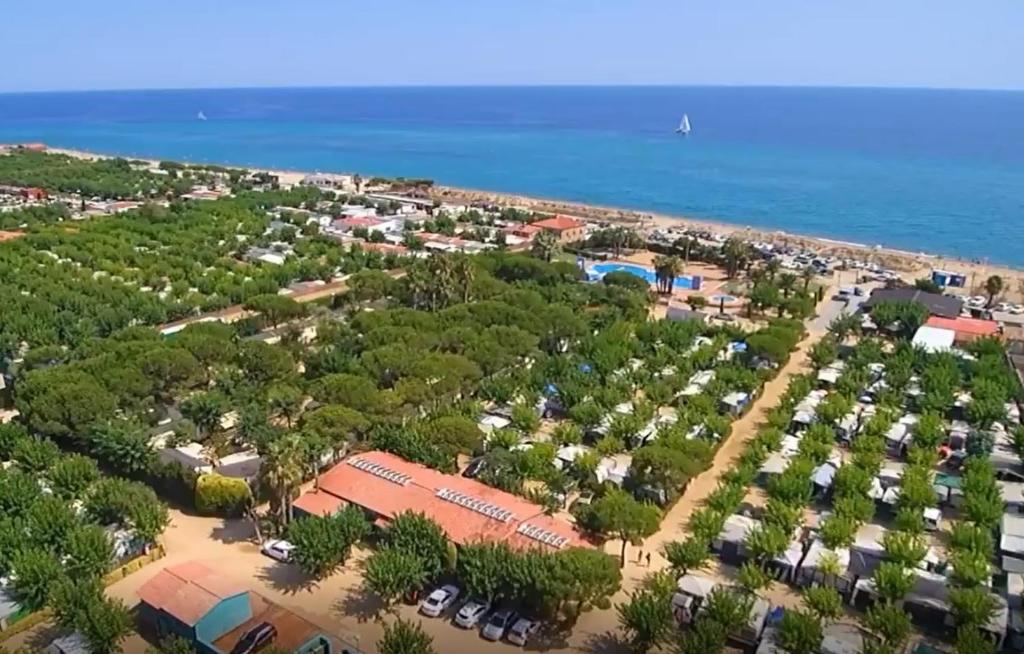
[1,86,1022,265]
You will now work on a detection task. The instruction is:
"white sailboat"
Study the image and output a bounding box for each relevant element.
[197,110,208,121]
[676,114,691,135]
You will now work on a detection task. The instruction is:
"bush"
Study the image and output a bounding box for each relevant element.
[194,474,252,516]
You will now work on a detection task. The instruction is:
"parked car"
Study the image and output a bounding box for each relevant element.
[260,539,295,563]
[481,608,517,641]
[454,598,492,628]
[506,618,540,646]
[462,457,487,479]
[420,584,460,618]
[231,622,277,654]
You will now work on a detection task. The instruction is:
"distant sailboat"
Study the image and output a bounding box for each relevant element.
[676,114,691,135]
[197,110,208,121]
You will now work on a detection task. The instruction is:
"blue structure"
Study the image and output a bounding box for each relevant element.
[931,269,967,288]
[138,562,331,654]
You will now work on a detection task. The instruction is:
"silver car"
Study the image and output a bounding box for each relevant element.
[480,608,517,641]
[506,618,539,646]
[454,598,491,629]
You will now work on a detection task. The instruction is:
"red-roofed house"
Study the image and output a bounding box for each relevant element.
[295,451,591,552]
[20,187,46,201]
[138,561,332,654]
[531,216,587,243]
[503,222,543,241]
[924,315,1000,344]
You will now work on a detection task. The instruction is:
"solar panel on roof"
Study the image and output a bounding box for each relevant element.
[517,522,569,549]
[435,488,514,522]
[346,457,411,486]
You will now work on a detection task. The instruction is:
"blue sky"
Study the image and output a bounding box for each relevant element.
[4,0,1022,92]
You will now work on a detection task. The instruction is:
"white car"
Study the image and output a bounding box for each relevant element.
[506,618,539,646]
[260,539,295,562]
[419,585,460,618]
[454,598,491,628]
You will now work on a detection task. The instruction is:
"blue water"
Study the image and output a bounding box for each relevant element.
[1,86,1023,264]
[591,262,695,289]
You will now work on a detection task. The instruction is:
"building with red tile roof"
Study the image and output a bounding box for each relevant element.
[137,561,333,654]
[924,315,1000,343]
[503,222,544,241]
[297,451,591,552]
[530,215,587,243]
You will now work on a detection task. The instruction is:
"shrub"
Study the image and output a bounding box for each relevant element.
[194,474,252,516]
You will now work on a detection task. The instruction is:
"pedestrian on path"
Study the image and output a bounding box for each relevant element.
[646,552,652,567]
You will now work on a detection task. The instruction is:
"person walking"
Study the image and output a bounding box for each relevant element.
[646,552,652,567]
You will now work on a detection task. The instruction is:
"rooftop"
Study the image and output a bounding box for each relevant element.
[531,215,586,232]
[137,561,249,626]
[925,315,1000,338]
[863,287,964,319]
[306,451,590,552]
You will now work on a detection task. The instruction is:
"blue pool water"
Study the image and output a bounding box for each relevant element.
[591,262,695,289]
[2,86,1024,263]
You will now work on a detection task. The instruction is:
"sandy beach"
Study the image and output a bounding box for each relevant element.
[47,146,1024,302]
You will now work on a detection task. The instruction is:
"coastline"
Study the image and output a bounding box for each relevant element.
[45,145,1024,298]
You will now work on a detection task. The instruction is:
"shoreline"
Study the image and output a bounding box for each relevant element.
[43,145,1024,296]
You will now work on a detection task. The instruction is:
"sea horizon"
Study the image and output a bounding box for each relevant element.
[2,85,1023,265]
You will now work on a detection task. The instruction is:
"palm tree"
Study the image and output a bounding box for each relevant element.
[828,313,860,343]
[687,295,707,312]
[984,275,1004,308]
[260,433,306,524]
[609,227,630,258]
[652,255,670,294]
[722,237,750,279]
[664,256,684,294]
[778,272,798,298]
[765,258,781,282]
[532,230,559,262]
[801,265,817,293]
[451,254,475,304]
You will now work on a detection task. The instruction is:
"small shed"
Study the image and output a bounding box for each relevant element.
[672,574,718,625]
[720,391,751,417]
[849,523,888,578]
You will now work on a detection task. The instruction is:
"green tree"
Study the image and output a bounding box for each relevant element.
[531,230,560,262]
[11,436,61,473]
[244,293,305,327]
[662,538,710,576]
[65,524,116,580]
[577,489,662,567]
[872,562,914,603]
[983,275,1003,307]
[456,541,513,602]
[286,507,369,578]
[75,594,133,654]
[617,583,674,653]
[266,383,303,428]
[802,586,843,623]
[47,454,101,500]
[380,512,450,580]
[363,547,429,608]
[260,433,306,523]
[863,602,912,649]
[377,618,436,654]
[180,392,226,442]
[9,547,63,610]
[89,419,157,476]
[776,609,823,654]
[949,587,998,630]
[26,495,78,554]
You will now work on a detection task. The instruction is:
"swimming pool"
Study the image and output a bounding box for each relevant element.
[590,262,698,290]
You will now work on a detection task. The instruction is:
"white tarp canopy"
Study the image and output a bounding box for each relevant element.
[912,325,955,353]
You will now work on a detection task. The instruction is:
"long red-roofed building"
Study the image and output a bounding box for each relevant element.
[924,315,1000,343]
[294,450,592,552]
